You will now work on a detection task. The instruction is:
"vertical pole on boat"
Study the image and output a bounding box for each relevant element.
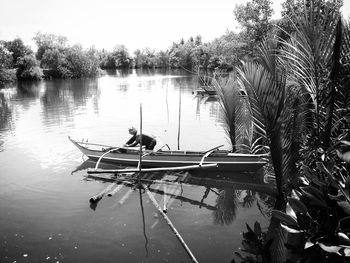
[139,103,143,184]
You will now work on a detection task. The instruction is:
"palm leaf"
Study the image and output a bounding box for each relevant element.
[279,0,342,146]
[237,40,289,194]
[212,76,238,151]
[213,74,257,152]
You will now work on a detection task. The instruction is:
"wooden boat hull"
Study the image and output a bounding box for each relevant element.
[69,137,268,172]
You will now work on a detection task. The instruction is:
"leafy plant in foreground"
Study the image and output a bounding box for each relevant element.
[272,141,350,261]
[231,0,350,261]
[234,222,270,263]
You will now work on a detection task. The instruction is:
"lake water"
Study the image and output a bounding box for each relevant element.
[0,69,274,263]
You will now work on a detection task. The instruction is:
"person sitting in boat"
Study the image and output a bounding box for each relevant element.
[124,127,157,150]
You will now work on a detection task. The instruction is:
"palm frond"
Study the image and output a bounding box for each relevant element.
[324,18,343,148]
[279,0,342,147]
[213,74,256,152]
[237,40,290,195]
[237,61,273,131]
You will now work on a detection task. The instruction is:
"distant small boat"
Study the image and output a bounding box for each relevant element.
[195,86,217,96]
[69,137,268,172]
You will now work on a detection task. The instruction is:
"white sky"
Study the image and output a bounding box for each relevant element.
[0,0,349,53]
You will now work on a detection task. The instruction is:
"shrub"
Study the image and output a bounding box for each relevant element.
[16,54,43,81]
[0,68,16,85]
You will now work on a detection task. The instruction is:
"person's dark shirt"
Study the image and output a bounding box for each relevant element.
[126,134,155,149]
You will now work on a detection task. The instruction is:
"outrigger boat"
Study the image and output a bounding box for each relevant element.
[69,137,268,173]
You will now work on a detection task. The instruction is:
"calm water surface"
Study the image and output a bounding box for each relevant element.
[0,70,274,263]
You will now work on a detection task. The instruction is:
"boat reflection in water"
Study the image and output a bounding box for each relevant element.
[73,159,276,212]
[71,159,276,262]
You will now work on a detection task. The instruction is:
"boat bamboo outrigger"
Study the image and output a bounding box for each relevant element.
[69,136,268,173]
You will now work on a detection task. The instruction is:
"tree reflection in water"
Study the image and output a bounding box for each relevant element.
[213,188,275,227]
[0,92,12,132]
[214,189,239,226]
[242,190,256,208]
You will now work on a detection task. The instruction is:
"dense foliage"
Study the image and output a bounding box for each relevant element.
[0,42,16,85]
[16,54,43,80]
[34,33,101,78]
[0,39,38,84]
[100,45,132,69]
[212,0,350,262]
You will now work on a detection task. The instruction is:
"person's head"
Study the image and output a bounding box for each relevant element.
[128,127,137,135]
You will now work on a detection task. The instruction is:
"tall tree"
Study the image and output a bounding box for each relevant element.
[33,32,67,61]
[112,45,132,68]
[4,38,32,66]
[234,0,274,56]
[16,54,42,80]
[277,0,343,40]
[0,43,15,84]
[0,43,12,69]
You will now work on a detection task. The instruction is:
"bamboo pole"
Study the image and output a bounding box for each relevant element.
[87,173,135,183]
[107,184,124,197]
[163,183,168,212]
[143,184,199,263]
[89,183,117,203]
[87,163,218,174]
[87,174,179,186]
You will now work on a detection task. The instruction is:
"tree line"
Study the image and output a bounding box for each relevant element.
[0,30,249,84]
[0,0,290,85]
